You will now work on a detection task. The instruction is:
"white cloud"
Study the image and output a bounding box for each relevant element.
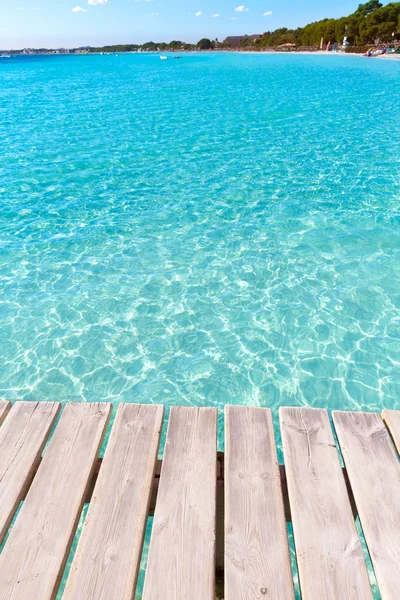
[231,16,237,20]
[235,5,248,12]
[72,5,87,12]
[17,6,24,11]
[151,12,160,16]
[263,11,272,16]
[195,11,203,16]
[211,13,220,17]
[88,0,108,4]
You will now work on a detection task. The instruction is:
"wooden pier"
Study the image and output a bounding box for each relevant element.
[0,400,399,599]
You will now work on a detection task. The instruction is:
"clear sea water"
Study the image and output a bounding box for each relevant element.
[0,52,399,597]
[1,52,399,420]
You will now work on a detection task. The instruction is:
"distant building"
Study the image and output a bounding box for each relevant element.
[276,43,297,49]
[224,35,261,47]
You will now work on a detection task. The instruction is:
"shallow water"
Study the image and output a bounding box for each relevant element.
[1,51,398,599]
[1,52,399,426]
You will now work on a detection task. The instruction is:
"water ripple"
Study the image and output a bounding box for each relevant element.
[0,53,399,435]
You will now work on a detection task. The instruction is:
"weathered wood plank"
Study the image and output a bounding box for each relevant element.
[0,400,11,425]
[333,411,400,600]
[225,406,294,600]
[280,407,373,600]
[0,402,111,600]
[63,404,164,600]
[0,401,60,544]
[142,406,217,600]
[381,410,400,454]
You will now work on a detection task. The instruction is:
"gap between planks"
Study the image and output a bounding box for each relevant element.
[15,453,352,522]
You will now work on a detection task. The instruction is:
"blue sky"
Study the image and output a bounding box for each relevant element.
[0,0,391,49]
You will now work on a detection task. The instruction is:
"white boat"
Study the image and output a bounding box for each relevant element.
[160,55,168,60]
[0,55,11,59]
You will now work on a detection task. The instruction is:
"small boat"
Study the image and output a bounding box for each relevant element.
[0,55,11,59]
[174,56,181,59]
[160,55,168,60]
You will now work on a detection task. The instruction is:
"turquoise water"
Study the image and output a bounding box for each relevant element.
[1,52,399,599]
[1,52,400,425]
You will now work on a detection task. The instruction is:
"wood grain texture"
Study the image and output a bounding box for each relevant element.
[333,411,400,600]
[0,401,60,544]
[280,407,373,600]
[225,406,295,600]
[63,404,164,600]
[0,400,11,426]
[381,410,400,454]
[142,406,217,600]
[0,402,111,600]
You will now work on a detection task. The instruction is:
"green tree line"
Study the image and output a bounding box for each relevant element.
[255,1,400,48]
[88,39,219,52]
[89,40,197,53]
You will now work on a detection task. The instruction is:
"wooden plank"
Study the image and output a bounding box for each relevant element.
[381,410,400,454]
[0,401,60,544]
[0,400,11,425]
[0,402,111,600]
[225,406,295,600]
[333,411,400,600]
[142,406,217,600]
[280,407,373,600]
[63,404,164,600]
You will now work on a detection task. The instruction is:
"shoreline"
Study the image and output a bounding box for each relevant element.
[237,50,400,59]
[4,50,400,60]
